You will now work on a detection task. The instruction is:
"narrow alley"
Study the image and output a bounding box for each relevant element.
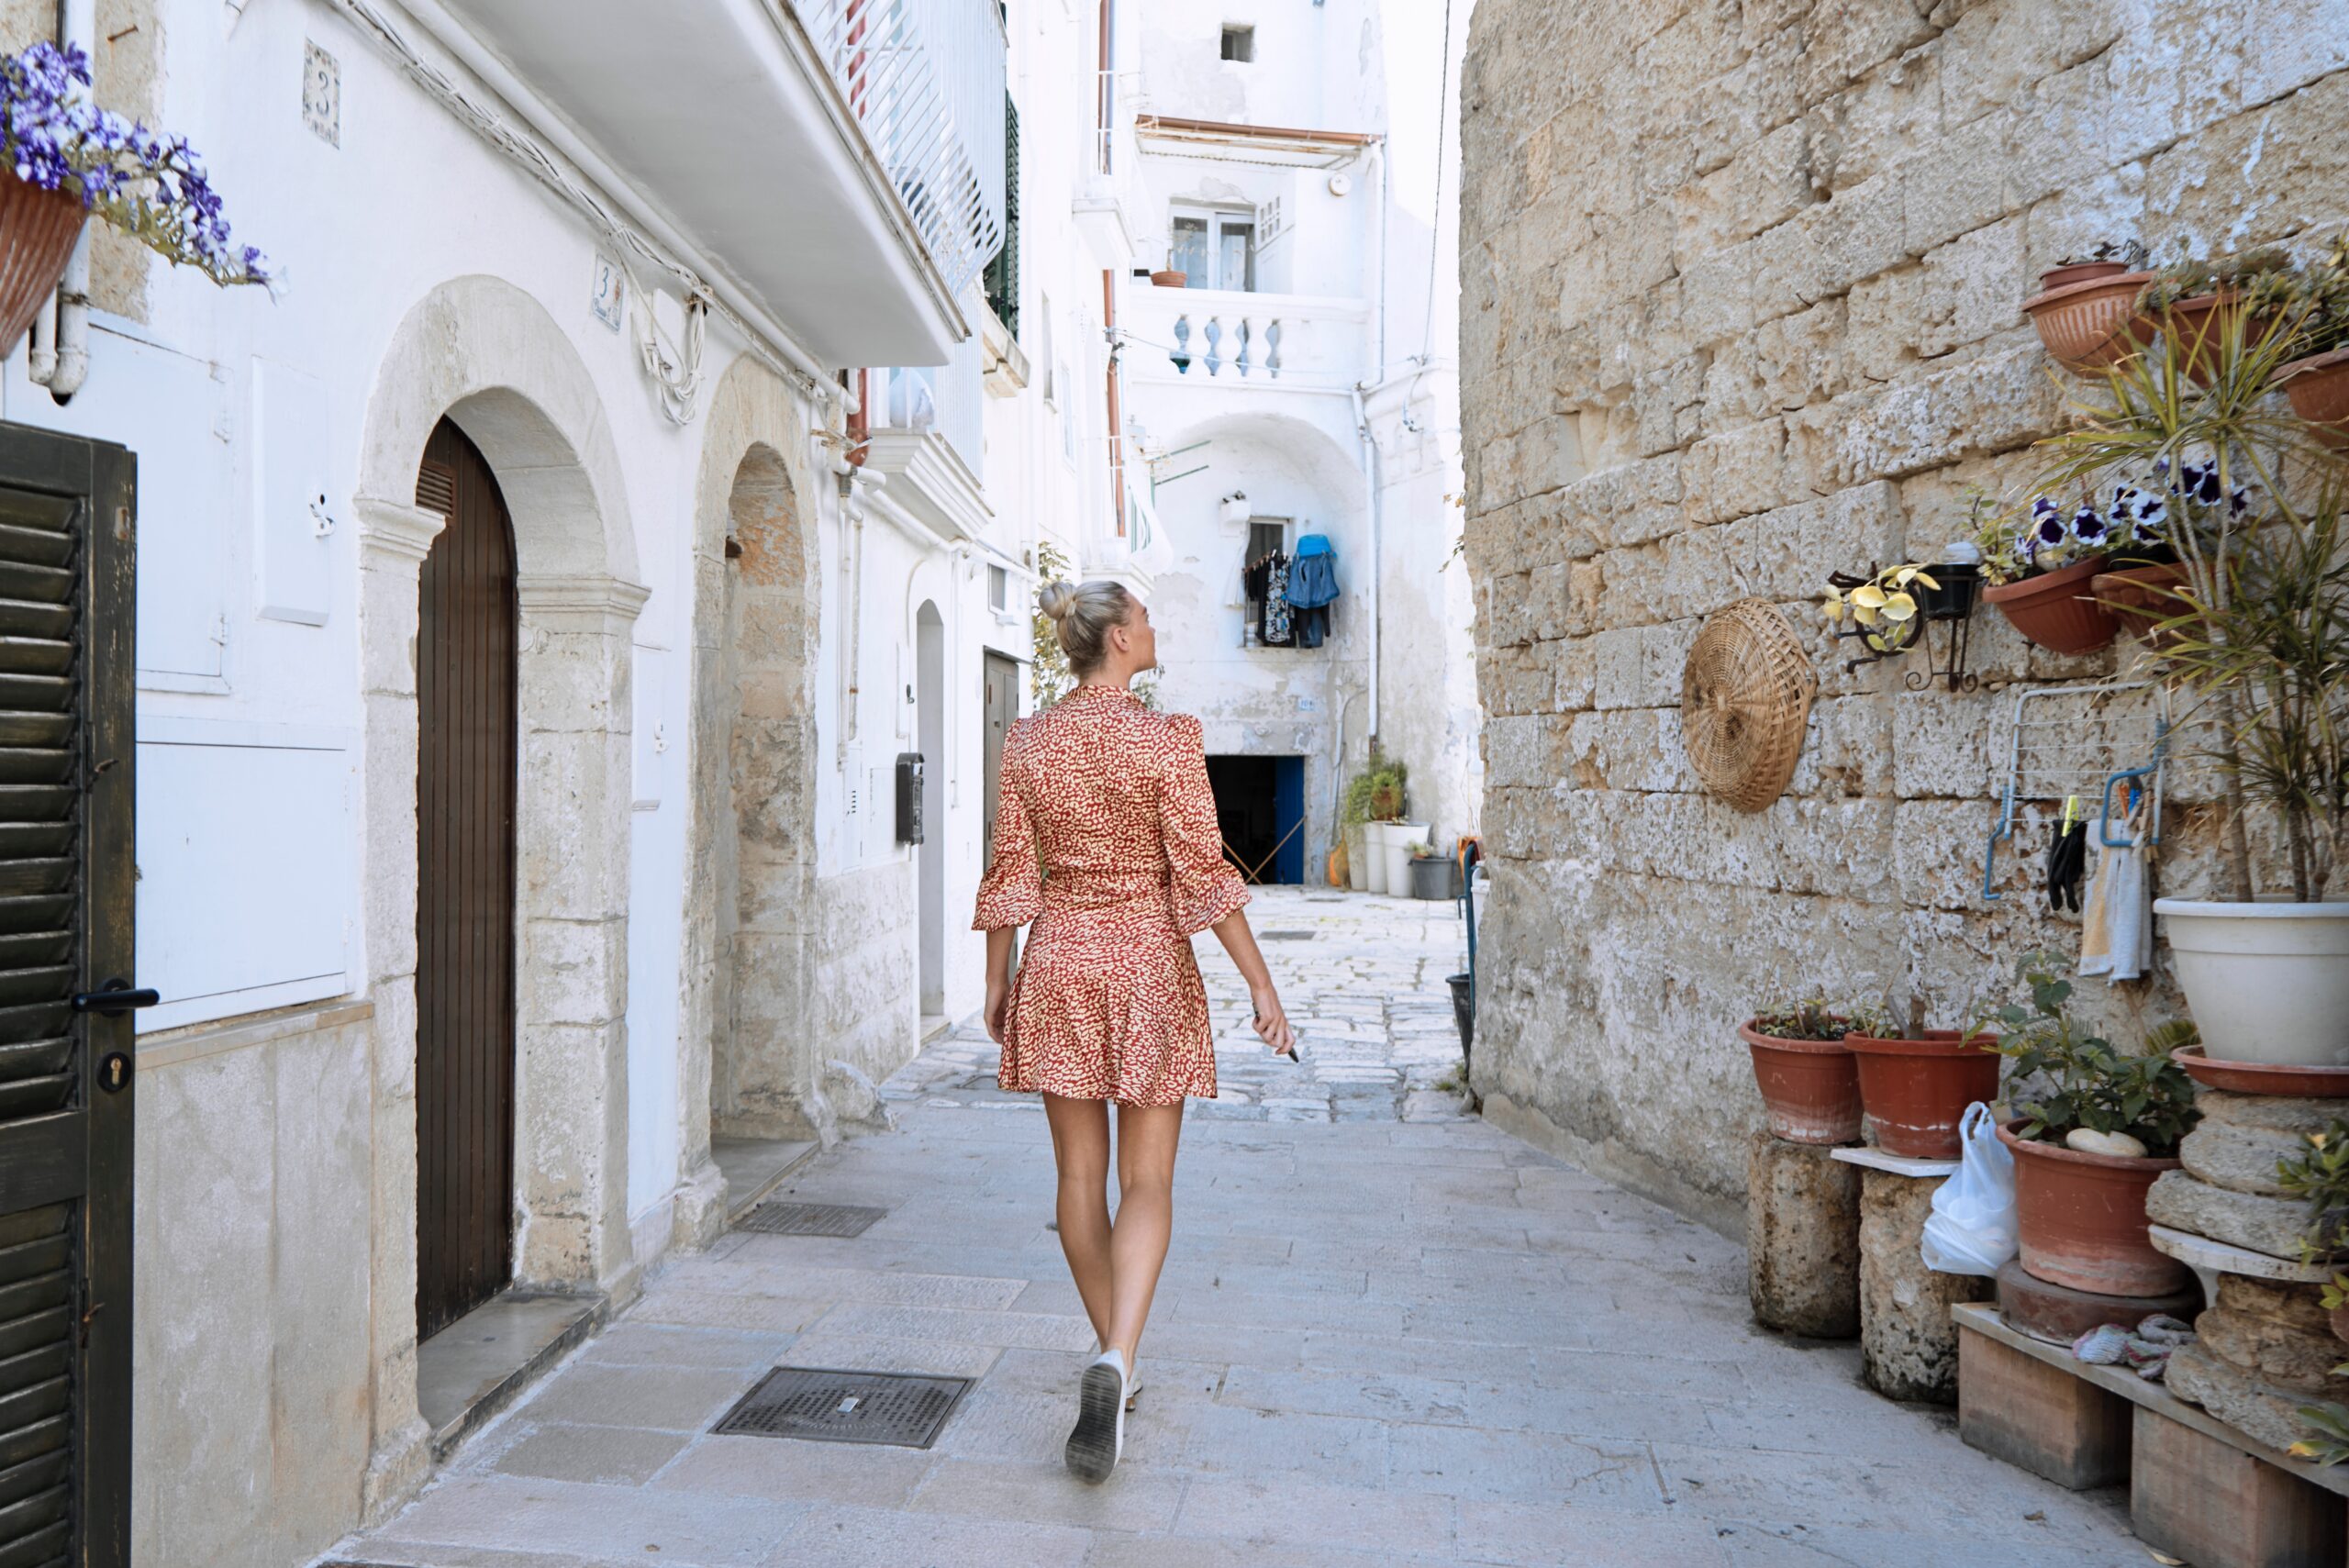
[331,891,2143,1568]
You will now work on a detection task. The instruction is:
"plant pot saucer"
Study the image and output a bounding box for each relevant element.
[2175,1044,2349,1097]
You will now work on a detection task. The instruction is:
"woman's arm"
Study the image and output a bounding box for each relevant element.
[984,926,1017,1044]
[1209,908,1296,1057]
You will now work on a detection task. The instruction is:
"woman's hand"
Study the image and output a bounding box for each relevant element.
[1251,983,1297,1059]
[985,980,1012,1045]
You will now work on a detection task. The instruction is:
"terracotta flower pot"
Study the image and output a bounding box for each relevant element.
[2093,561,2191,648]
[2040,260,2132,292]
[2147,291,2274,385]
[1740,1020,1863,1145]
[1982,553,2116,656]
[1996,1121,2188,1297]
[1844,1030,2000,1160]
[2280,345,2349,450]
[0,173,87,355]
[1151,270,1188,288]
[2022,270,2154,373]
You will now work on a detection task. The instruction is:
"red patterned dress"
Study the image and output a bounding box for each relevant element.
[972,684,1251,1104]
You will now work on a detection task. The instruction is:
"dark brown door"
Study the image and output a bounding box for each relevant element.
[0,422,137,1568]
[413,419,518,1340]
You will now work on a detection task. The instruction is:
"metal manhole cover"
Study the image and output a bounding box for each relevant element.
[737,1202,888,1237]
[1258,930,1314,941]
[714,1366,973,1448]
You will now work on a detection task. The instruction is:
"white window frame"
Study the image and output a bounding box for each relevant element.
[1169,205,1259,292]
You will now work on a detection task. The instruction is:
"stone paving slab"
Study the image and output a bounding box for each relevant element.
[334,887,2148,1568]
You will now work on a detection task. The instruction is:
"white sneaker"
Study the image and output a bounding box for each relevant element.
[1065,1347,1128,1483]
[1094,1341,1143,1409]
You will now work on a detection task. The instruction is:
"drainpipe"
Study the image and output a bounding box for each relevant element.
[1103,270,1126,542]
[1350,384,1382,743]
[36,0,95,402]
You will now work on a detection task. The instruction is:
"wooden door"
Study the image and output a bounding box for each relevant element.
[0,422,138,1568]
[413,419,518,1341]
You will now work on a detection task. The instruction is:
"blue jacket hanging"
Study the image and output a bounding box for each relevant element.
[1286,535,1339,609]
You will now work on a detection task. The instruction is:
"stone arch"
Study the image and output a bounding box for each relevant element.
[350,274,646,1513]
[675,354,824,1235]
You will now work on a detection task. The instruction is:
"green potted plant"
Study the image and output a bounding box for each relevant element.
[1342,754,1408,895]
[2137,247,2297,385]
[1985,954,2199,1296]
[0,42,270,347]
[1740,995,1887,1146]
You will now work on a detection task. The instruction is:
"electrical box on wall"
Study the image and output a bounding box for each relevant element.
[896,752,924,844]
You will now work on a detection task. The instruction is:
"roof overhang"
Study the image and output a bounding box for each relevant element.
[1134,115,1381,168]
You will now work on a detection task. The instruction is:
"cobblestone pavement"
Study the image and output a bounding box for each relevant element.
[339,887,2143,1568]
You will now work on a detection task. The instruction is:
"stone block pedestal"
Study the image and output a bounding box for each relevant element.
[1858,1166,1992,1403]
[1746,1129,1861,1338]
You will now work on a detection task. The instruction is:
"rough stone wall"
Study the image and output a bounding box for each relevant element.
[1456,0,2349,1232]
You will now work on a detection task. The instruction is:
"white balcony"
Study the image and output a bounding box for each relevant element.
[429,0,1006,366]
[1119,285,1373,393]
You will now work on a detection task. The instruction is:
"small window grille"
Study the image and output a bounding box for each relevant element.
[1220,26,1253,61]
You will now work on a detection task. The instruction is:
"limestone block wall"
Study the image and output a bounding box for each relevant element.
[1456,0,2349,1232]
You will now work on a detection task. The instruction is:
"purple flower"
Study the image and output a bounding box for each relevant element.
[2070,505,2109,547]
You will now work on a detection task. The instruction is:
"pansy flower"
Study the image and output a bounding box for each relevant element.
[2069,505,2109,548]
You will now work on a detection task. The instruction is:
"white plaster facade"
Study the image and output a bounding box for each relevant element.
[0,0,1114,1561]
[1109,0,1484,868]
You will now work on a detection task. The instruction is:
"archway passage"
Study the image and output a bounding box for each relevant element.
[414,417,520,1340]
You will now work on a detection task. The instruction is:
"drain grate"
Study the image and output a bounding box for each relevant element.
[737,1201,888,1237]
[1258,929,1315,941]
[714,1366,973,1448]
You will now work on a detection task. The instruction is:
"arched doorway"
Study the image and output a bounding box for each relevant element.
[915,600,945,1022]
[412,417,519,1340]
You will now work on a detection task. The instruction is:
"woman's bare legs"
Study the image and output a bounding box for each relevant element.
[1106,1101,1184,1367]
[1042,1093,1114,1347]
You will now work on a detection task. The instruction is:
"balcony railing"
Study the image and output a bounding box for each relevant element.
[793,0,1008,300]
[1121,285,1373,389]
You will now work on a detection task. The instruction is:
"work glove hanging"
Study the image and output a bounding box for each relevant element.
[2047,820,2088,913]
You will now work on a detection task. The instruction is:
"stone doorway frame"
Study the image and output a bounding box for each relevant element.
[676,357,825,1237]
[351,275,646,1512]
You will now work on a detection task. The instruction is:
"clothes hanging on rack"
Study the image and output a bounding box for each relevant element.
[2079,807,2152,983]
[2047,806,2088,913]
[1286,534,1337,649]
[1241,549,1295,647]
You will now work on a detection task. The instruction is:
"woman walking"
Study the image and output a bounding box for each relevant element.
[974,578,1297,1484]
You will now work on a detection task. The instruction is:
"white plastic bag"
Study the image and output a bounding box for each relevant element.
[1920,1102,2018,1276]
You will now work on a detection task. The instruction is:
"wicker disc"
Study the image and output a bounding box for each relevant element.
[1680,599,1818,813]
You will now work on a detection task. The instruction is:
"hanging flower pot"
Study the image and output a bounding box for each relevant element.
[2022,270,2154,373]
[2145,291,2274,386]
[1844,1030,2000,1159]
[2093,561,2191,648]
[2280,346,2349,450]
[1983,554,2116,655]
[2040,259,2133,292]
[1997,1121,2188,1296]
[0,171,84,353]
[1151,270,1188,288]
[1739,1020,1862,1145]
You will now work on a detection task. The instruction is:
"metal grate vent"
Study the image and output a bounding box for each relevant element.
[714,1366,972,1448]
[736,1202,887,1237]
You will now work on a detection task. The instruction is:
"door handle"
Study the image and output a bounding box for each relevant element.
[72,979,160,1017]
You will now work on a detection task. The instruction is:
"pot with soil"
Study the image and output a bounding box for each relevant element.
[1740,1019,1863,1145]
[1983,554,2116,655]
[1844,1030,2001,1159]
[1997,1122,2188,1296]
[2021,270,2154,373]
[2280,346,2349,449]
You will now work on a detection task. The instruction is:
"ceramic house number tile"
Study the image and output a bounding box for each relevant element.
[303,40,340,147]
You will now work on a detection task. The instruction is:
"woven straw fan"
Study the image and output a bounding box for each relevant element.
[1680,599,1819,813]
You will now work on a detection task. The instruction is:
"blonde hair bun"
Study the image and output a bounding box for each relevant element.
[1039,579,1078,622]
[1038,577,1136,678]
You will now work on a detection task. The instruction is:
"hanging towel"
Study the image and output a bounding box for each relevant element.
[2078,813,2152,983]
[1287,540,1340,609]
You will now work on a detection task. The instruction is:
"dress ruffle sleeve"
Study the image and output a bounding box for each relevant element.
[972,736,1044,930]
[1159,715,1251,936]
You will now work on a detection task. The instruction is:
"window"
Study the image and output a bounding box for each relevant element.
[1039,294,1056,406]
[987,563,1009,614]
[1220,25,1254,61]
[1168,206,1257,291]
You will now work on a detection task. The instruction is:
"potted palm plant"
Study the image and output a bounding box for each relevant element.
[0,41,270,346]
[2025,284,2349,1067]
[1986,954,2199,1296]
